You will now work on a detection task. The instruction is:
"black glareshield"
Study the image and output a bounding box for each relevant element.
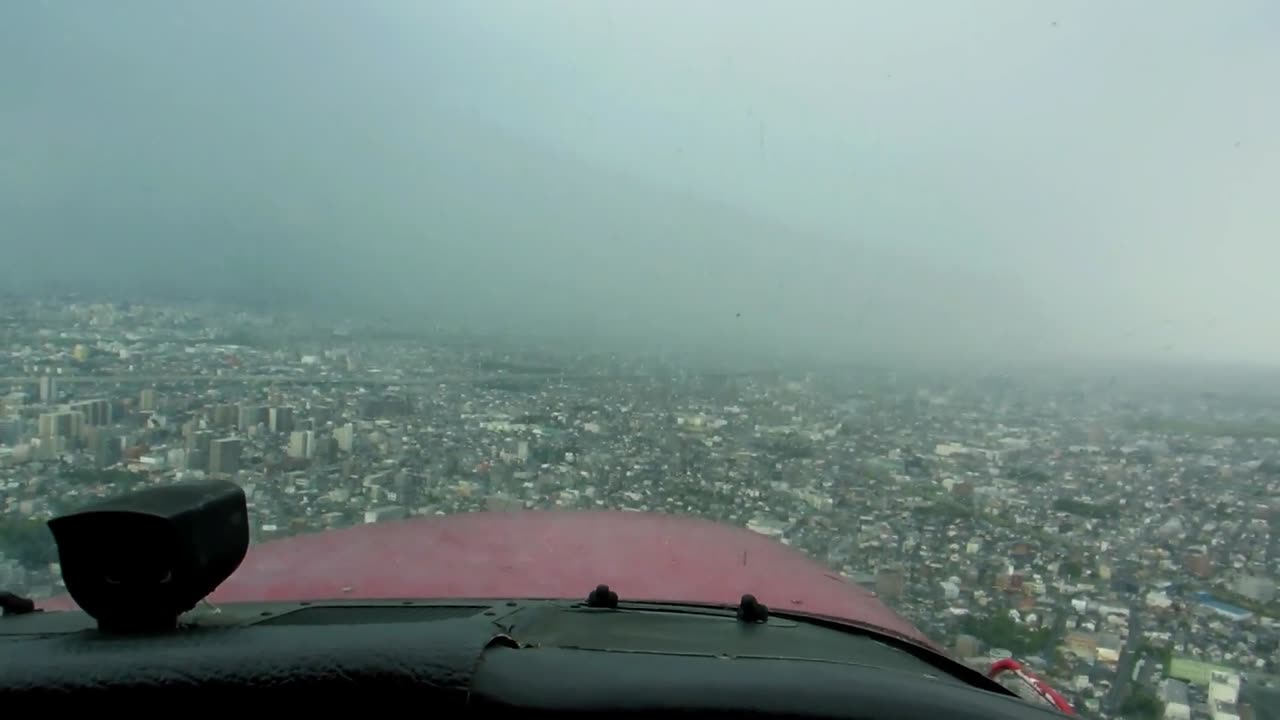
[47,479,249,633]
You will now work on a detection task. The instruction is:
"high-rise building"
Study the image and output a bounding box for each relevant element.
[209,437,243,476]
[68,399,111,426]
[212,404,237,428]
[333,423,355,453]
[139,388,158,412]
[86,428,121,469]
[288,430,314,459]
[40,376,58,403]
[187,430,214,456]
[238,404,266,432]
[312,435,338,462]
[269,407,295,434]
[38,410,82,441]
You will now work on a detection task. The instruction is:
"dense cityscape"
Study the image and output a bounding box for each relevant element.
[2,297,1279,720]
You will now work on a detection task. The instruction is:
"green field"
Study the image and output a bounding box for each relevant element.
[1169,657,1233,686]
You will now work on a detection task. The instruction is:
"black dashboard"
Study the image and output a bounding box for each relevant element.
[0,598,1062,717]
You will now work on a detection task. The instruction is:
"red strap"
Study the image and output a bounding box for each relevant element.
[988,658,1075,715]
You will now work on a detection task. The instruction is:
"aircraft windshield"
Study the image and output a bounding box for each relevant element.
[3,2,1279,718]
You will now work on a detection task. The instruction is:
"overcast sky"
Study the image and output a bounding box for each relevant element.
[3,1,1277,368]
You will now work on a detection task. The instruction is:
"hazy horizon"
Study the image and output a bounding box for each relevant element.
[3,1,1278,370]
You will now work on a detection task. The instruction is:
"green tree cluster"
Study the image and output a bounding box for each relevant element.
[1008,465,1050,483]
[752,434,815,460]
[0,518,57,569]
[1060,559,1084,580]
[1119,690,1163,720]
[960,614,1054,656]
[61,467,142,487]
[1052,498,1119,519]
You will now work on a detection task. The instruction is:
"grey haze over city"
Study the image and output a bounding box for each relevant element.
[3,1,1278,370]
[10,4,1280,716]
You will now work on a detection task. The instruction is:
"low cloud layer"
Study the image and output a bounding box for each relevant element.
[3,1,1277,369]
